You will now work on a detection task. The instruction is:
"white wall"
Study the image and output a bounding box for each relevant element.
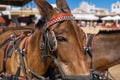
[111,1,120,13]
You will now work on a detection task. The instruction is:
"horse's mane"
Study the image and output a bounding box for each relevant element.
[81,27,120,36]
[98,29,120,35]
[35,17,45,29]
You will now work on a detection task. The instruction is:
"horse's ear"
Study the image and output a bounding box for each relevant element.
[56,0,71,14]
[34,0,53,20]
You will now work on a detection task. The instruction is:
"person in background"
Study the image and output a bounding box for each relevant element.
[86,21,90,29]
[93,21,97,28]
[8,19,14,27]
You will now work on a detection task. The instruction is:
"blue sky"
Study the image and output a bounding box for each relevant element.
[24,0,119,11]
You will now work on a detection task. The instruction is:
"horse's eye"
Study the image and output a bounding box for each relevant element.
[56,36,68,42]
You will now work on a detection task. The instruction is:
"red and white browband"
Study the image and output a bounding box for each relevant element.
[47,13,75,30]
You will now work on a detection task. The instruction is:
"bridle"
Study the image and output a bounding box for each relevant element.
[47,13,75,29]
[42,11,112,80]
[40,13,75,57]
[40,13,75,79]
[39,12,91,80]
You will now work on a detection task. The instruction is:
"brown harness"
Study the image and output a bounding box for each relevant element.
[0,34,28,79]
[0,13,92,80]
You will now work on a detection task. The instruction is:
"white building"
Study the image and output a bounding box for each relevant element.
[111,1,120,14]
[0,5,11,19]
[72,1,96,13]
[72,1,108,15]
[79,1,96,13]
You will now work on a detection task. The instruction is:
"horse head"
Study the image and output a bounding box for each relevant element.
[34,0,90,77]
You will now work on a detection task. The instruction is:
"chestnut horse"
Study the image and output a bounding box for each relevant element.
[91,29,120,70]
[84,29,120,79]
[0,0,90,80]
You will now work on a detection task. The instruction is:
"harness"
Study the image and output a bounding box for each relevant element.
[6,34,26,58]
[0,34,28,80]
[0,12,105,80]
[84,34,95,59]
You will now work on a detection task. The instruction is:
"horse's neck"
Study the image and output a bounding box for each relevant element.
[29,29,42,48]
[26,28,52,75]
[92,33,120,70]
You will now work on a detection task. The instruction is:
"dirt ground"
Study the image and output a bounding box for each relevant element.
[108,64,120,80]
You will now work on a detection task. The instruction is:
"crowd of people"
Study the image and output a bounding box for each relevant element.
[0,15,120,29]
[79,20,120,29]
